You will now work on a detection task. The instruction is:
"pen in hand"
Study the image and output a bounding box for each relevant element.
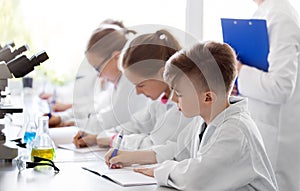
[73,113,92,147]
[73,131,86,148]
[110,130,124,169]
[80,131,86,139]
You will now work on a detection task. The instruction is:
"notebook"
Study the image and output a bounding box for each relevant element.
[82,164,157,187]
[221,18,269,72]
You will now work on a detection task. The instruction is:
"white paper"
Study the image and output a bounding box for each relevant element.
[83,163,157,187]
[58,143,107,153]
[49,126,79,145]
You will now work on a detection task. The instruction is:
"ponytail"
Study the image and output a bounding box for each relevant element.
[122,29,181,77]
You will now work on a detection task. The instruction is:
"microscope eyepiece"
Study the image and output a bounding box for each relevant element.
[7,51,49,78]
[31,51,49,66]
[0,45,29,63]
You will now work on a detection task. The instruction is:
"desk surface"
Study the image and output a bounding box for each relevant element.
[0,150,175,191]
[0,98,176,191]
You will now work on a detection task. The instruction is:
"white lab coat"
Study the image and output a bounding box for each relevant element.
[238,0,300,190]
[152,116,200,163]
[56,60,106,130]
[109,99,193,150]
[59,71,148,134]
[154,97,278,191]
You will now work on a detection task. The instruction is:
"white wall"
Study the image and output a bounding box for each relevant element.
[20,0,186,81]
[186,0,300,41]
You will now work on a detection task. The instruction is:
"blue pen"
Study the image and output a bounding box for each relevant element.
[111,130,124,158]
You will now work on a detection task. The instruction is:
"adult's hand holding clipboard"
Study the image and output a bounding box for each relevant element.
[221,18,270,72]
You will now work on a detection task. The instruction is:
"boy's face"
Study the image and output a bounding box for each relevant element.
[124,69,168,100]
[172,75,202,118]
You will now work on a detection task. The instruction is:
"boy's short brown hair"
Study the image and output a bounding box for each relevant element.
[164,42,237,95]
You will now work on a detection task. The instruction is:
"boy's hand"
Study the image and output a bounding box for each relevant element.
[134,168,154,177]
[104,149,135,168]
[73,131,97,148]
[96,137,111,148]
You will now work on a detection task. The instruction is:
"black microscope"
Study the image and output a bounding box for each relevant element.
[0,42,49,160]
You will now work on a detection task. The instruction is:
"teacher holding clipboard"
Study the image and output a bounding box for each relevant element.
[237,0,300,190]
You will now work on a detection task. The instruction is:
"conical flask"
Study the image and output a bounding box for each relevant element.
[31,116,55,162]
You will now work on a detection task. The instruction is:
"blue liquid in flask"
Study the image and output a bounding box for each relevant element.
[24,132,36,143]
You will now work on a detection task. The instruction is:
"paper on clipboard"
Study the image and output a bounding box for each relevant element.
[221,18,269,72]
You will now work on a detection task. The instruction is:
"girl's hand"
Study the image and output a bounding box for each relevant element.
[96,137,111,148]
[57,121,75,127]
[104,149,135,168]
[47,115,61,127]
[73,131,97,148]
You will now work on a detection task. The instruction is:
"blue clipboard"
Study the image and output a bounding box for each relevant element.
[221,18,269,72]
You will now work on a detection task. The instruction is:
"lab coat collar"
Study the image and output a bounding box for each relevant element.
[209,96,248,129]
[204,97,247,140]
[194,97,248,157]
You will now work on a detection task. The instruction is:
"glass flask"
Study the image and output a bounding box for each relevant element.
[31,116,55,164]
[23,112,37,145]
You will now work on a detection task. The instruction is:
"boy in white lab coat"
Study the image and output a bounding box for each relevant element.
[105,42,278,191]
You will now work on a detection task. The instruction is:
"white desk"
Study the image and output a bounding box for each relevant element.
[0,97,176,191]
[0,126,176,191]
[0,150,175,191]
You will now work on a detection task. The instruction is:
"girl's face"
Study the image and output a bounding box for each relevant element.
[124,69,168,100]
[86,51,120,82]
[172,76,202,118]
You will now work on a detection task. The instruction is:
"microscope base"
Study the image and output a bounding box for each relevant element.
[0,144,18,161]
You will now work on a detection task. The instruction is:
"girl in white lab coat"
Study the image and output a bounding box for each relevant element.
[76,30,192,150]
[237,1,300,190]
[105,42,278,191]
[46,20,148,144]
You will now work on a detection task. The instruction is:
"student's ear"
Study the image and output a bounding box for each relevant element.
[204,91,216,104]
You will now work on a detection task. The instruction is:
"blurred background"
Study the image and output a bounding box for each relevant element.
[1,0,299,86]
